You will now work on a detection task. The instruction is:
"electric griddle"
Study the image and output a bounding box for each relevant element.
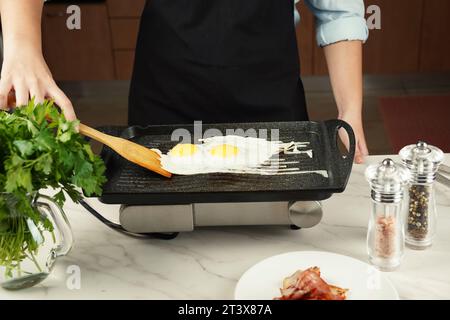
[84,120,355,237]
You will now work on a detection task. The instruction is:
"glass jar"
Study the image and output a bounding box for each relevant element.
[365,159,410,271]
[0,192,73,290]
[399,141,444,250]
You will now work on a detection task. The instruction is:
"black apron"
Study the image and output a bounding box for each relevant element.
[128,0,308,126]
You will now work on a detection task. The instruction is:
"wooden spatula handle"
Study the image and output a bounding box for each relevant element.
[78,123,117,147]
[78,123,172,178]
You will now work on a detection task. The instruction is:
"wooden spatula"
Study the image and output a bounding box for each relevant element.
[79,123,172,178]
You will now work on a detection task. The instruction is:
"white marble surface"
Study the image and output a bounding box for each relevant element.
[1,155,449,300]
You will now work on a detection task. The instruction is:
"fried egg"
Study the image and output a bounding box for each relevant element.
[156,135,327,177]
[160,135,281,175]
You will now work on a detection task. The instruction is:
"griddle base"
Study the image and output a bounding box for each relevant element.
[119,201,323,233]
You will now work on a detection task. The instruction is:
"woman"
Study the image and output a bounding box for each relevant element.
[0,0,369,163]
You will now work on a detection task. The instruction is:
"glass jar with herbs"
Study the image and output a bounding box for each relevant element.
[0,101,106,289]
[399,141,443,250]
[365,158,410,271]
[0,192,73,290]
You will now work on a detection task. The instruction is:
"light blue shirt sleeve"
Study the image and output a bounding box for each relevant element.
[302,0,369,47]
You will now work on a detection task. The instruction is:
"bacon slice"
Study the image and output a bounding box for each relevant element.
[275,267,348,300]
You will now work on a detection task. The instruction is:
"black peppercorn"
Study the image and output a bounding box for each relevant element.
[407,184,430,240]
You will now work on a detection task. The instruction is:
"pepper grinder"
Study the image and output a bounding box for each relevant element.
[399,141,444,250]
[365,159,410,271]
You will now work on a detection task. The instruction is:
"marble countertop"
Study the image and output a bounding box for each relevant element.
[2,155,450,300]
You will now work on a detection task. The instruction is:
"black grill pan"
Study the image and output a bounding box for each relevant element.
[95,120,355,205]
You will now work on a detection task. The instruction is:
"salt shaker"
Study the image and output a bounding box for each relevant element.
[399,141,444,250]
[365,159,410,271]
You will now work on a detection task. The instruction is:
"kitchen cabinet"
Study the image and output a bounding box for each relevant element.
[109,18,140,79]
[110,18,140,50]
[362,0,423,74]
[106,0,145,80]
[106,0,146,18]
[311,0,424,75]
[114,50,135,80]
[42,3,116,80]
[419,0,450,72]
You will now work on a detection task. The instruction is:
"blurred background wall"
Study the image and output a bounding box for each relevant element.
[40,0,450,80]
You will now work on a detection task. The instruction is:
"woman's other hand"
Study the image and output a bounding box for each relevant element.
[339,111,369,164]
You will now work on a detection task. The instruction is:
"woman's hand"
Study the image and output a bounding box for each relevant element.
[0,47,76,120]
[0,0,75,119]
[338,111,369,164]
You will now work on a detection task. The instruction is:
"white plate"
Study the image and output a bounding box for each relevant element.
[235,251,399,300]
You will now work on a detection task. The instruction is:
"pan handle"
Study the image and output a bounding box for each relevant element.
[324,119,355,182]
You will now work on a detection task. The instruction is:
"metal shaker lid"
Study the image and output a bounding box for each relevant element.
[365,158,410,202]
[399,141,443,183]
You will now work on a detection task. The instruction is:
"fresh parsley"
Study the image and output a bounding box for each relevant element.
[0,100,106,278]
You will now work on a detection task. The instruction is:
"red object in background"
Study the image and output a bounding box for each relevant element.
[379,96,450,153]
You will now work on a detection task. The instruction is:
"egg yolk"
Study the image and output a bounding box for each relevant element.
[169,144,198,157]
[209,144,239,158]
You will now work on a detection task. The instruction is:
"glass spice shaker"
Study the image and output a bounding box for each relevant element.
[365,159,410,271]
[399,141,444,250]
